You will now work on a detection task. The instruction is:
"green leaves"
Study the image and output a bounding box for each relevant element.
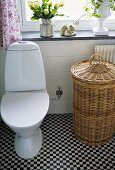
[28,0,65,20]
[110,0,115,10]
[84,0,115,18]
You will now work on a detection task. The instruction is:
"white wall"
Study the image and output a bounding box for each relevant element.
[0,49,5,98]
[36,39,115,114]
[0,39,115,115]
[0,49,5,123]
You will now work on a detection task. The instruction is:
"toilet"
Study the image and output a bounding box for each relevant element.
[0,41,49,159]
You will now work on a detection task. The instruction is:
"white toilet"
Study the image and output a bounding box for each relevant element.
[1,41,49,159]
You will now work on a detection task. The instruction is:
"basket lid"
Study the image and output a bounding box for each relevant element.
[71,54,115,84]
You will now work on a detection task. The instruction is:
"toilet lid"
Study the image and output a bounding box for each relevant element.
[1,91,49,128]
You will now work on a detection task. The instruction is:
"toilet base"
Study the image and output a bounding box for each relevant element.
[14,128,43,159]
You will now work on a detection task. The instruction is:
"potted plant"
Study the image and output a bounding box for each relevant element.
[84,0,115,35]
[28,0,64,37]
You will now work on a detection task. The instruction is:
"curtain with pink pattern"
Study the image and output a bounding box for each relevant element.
[0,0,21,49]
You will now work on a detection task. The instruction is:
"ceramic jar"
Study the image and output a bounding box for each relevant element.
[40,19,53,37]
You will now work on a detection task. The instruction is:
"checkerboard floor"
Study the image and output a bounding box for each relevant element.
[0,114,115,170]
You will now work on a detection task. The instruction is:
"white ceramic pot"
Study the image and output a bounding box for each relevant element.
[93,0,110,35]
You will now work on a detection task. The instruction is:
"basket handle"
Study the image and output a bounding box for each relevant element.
[89,54,105,66]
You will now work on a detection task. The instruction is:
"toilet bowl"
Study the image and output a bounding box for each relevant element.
[1,41,49,159]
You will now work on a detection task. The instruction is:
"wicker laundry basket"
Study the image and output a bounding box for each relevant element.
[71,54,115,145]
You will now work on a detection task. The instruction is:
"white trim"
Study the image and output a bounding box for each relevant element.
[17,0,23,29]
[21,18,115,32]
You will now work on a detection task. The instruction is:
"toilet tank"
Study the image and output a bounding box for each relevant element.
[5,41,46,92]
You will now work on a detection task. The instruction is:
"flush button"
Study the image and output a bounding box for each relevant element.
[18,41,27,44]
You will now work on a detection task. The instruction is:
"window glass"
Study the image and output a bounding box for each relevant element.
[25,0,86,21]
[19,0,115,31]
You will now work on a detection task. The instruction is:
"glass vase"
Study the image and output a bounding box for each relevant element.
[40,19,53,37]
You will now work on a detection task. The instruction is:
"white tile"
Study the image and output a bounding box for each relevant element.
[0,50,5,97]
[47,85,73,113]
[93,40,106,45]
[47,100,55,114]
[51,56,70,72]
[47,85,70,100]
[43,56,53,73]
[37,40,106,57]
[51,55,90,73]
[69,73,74,87]
[48,97,73,114]
[69,86,73,113]
[68,55,89,66]
[46,72,70,87]
[54,98,71,114]
[105,40,115,45]
[69,86,73,101]
[68,100,73,113]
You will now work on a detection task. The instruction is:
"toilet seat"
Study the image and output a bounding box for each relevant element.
[1,91,49,128]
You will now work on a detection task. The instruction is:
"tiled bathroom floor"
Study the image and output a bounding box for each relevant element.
[0,114,115,170]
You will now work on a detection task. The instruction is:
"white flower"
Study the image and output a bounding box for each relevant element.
[44,9,49,15]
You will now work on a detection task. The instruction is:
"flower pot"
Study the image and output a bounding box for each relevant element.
[40,19,53,37]
[93,0,110,35]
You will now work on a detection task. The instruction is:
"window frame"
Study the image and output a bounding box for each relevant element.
[18,0,115,32]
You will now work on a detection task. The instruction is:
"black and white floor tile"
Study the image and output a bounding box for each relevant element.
[0,114,115,170]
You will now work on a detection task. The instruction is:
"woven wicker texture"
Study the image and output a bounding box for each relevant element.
[71,54,115,145]
[71,54,115,84]
[73,110,115,146]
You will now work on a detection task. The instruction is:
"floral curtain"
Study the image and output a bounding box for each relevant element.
[0,0,21,49]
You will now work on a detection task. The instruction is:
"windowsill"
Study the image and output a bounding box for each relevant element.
[22,30,115,41]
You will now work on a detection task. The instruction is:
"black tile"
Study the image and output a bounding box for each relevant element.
[0,114,115,170]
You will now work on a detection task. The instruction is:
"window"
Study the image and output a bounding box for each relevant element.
[25,0,85,21]
[18,0,115,32]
